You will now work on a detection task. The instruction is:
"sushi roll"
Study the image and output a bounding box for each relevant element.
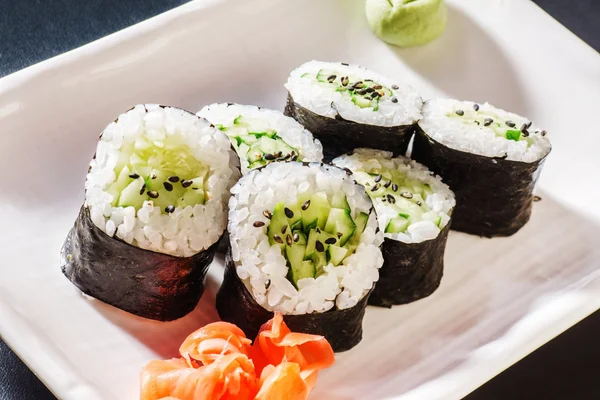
[284,60,423,161]
[198,103,323,175]
[333,149,455,306]
[216,162,384,352]
[61,105,240,321]
[412,99,552,237]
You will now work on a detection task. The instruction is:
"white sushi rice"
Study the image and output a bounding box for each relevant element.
[333,149,455,244]
[228,162,384,314]
[285,60,422,127]
[198,103,323,175]
[419,99,552,162]
[85,104,240,257]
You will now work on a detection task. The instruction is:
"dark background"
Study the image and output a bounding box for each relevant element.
[1,0,599,399]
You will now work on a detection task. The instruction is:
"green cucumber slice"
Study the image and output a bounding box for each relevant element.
[326,245,348,266]
[331,192,350,211]
[289,260,316,288]
[267,203,289,247]
[301,192,330,231]
[385,215,410,233]
[325,208,356,246]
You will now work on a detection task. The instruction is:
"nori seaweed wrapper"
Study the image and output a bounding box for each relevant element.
[368,222,451,307]
[411,126,548,237]
[61,206,219,321]
[216,249,371,352]
[284,93,415,162]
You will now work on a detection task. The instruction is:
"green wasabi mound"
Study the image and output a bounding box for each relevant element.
[366,0,447,47]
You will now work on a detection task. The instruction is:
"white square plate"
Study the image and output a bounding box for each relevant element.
[1,0,599,399]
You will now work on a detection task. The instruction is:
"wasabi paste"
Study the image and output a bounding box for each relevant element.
[366,0,447,47]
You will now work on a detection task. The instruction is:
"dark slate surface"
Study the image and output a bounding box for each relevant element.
[0,0,599,399]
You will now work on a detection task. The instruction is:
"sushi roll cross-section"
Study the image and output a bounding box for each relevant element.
[284,60,422,160]
[217,162,384,351]
[61,104,240,321]
[334,149,455,306]
[412,99,551,237]
[198,103,323,175]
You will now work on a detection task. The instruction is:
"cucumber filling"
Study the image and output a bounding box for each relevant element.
[448,106,534,146]
[301,69,395,112]
[107,135,209,213]
[352,170,443,234]
[264,192,369,288]
[217,114,299,169]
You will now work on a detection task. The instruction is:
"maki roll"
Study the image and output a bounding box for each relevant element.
[284,60,422,161]
[412,99,552,237]
[198,103,323,175]
[333,149,455,306]
[217,162,384,352]
[61,104,240,321]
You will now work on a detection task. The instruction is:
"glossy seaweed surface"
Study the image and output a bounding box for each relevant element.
[412,126,547,237]
[61,206,219,321]
[369,222,451,307]
[284,93,415,162]
[216,249,371,352]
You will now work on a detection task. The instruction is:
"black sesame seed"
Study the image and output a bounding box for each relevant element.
[382,197,387,202]
[506,120,516,127]
[265,279,271,289]
[365,79,373,82]
[293,233,300,242]
[341,77,349,86]
[387,194,396,204]
[129,173,140,179]
[416,201,423,206]
[273,235,283,244]
[264,153,276,161]
[165,205,175,213]
[286,235,293,246]
[343,167,353,175]
[315,241,325,252]
[371,183,381,192]
[374,174,382,183]
[284,207,294,218]
[391,184,398,192]
[151,174,157,180]
[275,151,283,158]
[533,195,542,202]
[253,221,265,228]
[473,104,480,111]
[526,121,533,129]
[358,89,367,96]
[520,123,528,131]
[168,176,180,183]
[371,91,381,98]
[354,81,363,88]
[391,97,398,103]
[263,210,272,219]
[455,110,465,116]
[365,87,375,93]
[383,180,392,188]
[139,183,146,195]
[522,130,529,137]
[341,62,349,66]
[281,225,287,234]
[147,190,159,199]
[392,84,399,90]
[163,182,173,191]
[541,130,547,136]
[337,232,343,238]
[327,75,337,82]
[373,84,383,90]
[475,121,480,125]
[302,200,311,210]
[181,180,193,188]
[316,227,321,234]
[325,237,337,245]
[484,118,493,126]
[400,191,413,199]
